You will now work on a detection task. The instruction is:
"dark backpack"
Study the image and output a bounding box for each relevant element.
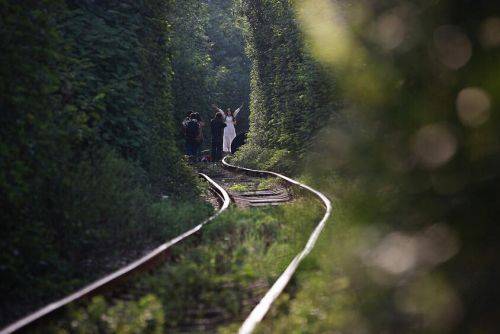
[185,119,200,139]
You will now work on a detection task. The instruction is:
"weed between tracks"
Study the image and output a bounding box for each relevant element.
[256,178,281,191]
[228,183,251,192]
[39,199,322,333]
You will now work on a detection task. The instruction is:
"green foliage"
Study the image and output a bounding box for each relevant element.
[257,177,280,190]
[207,0,251,131]
[228,183,251,192]
[46,295,164,334]
[233,0,336,172]
[242,0,500,332]
[0,0,253,326]
[135,207,293,329]
[44,200,322,332]
[168,0,213,133]
[0,147,212,326]
[168,0,251,148]
[235,145,295,171]
[0,0,212,326]
[142,201,321,330]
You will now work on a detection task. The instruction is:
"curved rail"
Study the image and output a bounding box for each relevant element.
[1,173,231,334]
[221,157,333,334]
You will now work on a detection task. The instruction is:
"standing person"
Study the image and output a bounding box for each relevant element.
[181,112,191,132]
[184,112,200,160]
[210,111,226,161]
[191,112,204,159]
[212,103,243,154]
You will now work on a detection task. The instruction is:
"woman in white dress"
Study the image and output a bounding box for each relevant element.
[213,104,242,153]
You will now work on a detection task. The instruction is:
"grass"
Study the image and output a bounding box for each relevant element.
[251,195,354,334]
[41,199,323,333]
[257,177,280,190]
[246,174,465,334]
[0,151,213,328]
[228,183,251,192]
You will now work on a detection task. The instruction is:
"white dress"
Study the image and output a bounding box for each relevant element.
[213,104,242,153]
[223,115,236,152]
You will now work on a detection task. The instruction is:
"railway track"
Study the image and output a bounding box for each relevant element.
[201,165,292,208]
[1,159,331,334]
[221,157,332,334]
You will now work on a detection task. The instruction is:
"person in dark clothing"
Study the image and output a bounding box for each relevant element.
[184,112,201,159]
[181,112,191,133]
[210,111,226,161]
[231,132,247,153]
[192,112,204,158]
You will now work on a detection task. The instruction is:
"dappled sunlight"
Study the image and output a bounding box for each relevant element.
[295,0,356,66]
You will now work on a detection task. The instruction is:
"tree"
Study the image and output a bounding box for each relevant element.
[235,0,335,171]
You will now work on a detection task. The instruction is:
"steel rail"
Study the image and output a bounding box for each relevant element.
[221,157,333,334]
[1,173,231,334]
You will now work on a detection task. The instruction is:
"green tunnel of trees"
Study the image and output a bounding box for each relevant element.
[1,0,500,332]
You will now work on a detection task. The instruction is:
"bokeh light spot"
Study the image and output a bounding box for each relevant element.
[366,232,418,275]
[433,25,472,69]
[412,124,457,169]
[295,0,356,65]
[395,276,463,330]
[362,223,459,280]
[480,17,500,48]
[417,224,460,266]
[456,87,491,127]
[375,13,406,50]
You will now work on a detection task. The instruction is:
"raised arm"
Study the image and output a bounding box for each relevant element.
[234,103,243,117]
[212,104,224,114]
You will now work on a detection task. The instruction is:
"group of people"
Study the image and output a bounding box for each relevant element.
[182,103,242,162]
